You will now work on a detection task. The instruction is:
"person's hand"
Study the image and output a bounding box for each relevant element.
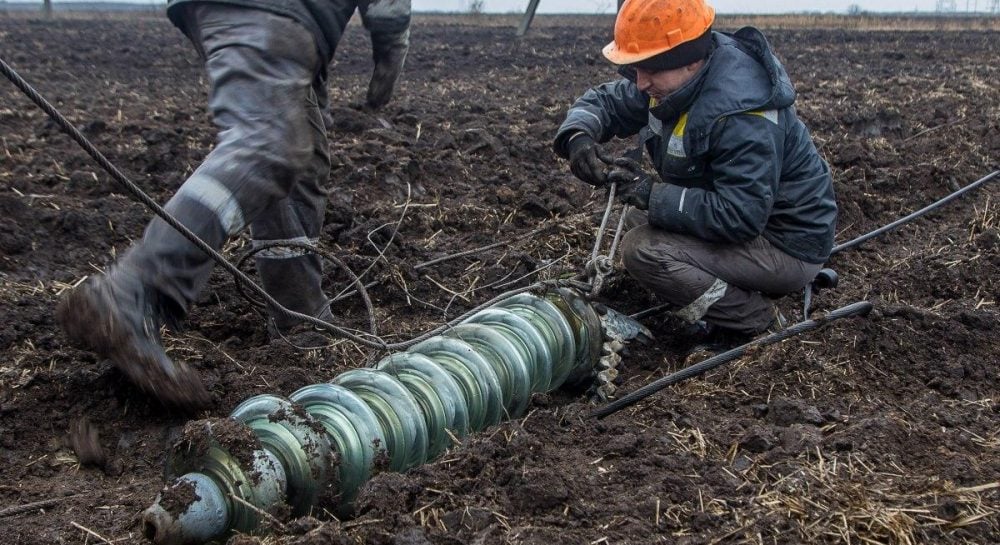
[566,133,613,187]
[607,157,656,210]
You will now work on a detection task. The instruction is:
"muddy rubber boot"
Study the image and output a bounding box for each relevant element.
[684,307,787,357]
[365,33,409,110]
[255,251,335,337]
[55,266,211,410]
[266,305,335,348]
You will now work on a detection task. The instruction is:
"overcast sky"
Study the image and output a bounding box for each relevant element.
[421,0,968,13]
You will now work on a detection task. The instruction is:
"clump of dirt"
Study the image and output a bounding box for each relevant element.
[369,438,391,476]
[67,417,106,468]
[170,417,262,481]
[307,461,345,513]
[280,519,353,545]
[156,479,201,518]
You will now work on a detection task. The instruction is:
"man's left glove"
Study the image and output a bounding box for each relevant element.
[607,157,656,210]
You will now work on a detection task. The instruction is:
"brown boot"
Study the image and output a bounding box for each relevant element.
[56,266,211,410]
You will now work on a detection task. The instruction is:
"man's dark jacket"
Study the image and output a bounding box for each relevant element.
[556,27,837,264]
[165,0,411,65]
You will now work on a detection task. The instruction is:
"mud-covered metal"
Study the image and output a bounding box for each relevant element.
[591,303,653,400]
[141,289,610,545]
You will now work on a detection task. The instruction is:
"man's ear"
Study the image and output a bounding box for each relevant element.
[617,65,637,82]
[684,59,706,74]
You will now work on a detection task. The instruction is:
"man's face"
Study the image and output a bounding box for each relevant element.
[634,60,705,101]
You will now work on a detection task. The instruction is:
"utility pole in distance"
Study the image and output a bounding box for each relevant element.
[517,0,626,37]
[516,0,542,36]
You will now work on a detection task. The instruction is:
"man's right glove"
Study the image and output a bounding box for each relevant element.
[566,133,612,187]
[607,157,656,210]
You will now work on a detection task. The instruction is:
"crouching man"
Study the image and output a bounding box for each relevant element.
[554,0,837,343]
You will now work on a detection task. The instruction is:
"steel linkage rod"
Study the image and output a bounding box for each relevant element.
[590,301,873,419]
[516,0,542,36]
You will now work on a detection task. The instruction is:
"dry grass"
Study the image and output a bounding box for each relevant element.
[411,12,1000,31]
[745,457,1000,544]
[4,10,998,31]
[717,13,1000,31]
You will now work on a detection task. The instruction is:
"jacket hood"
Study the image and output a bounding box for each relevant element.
[681,27,797,156]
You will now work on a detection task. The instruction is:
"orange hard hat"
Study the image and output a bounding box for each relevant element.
[603,0,716,66]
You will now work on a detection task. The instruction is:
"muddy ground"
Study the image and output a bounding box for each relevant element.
[1,12,998,545]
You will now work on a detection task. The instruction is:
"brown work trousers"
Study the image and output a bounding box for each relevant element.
[620,210,822,333]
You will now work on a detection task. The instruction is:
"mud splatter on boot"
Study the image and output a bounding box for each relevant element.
[56,266,211,410]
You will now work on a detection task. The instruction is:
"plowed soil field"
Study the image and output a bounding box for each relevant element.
[1,12,998,545]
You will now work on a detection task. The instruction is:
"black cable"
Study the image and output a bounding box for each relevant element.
[590,301,873,419]
[234,241,378,336]
[4,53,584,354]
[832,170,998,255]
[0,55,423,351]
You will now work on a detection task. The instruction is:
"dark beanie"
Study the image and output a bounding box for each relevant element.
[631,29,713,71]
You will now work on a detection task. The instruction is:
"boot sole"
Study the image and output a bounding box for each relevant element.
[56,279,211,410]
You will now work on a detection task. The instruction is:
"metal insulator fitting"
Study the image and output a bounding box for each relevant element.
[332,369,429,472]
[587,300,655,402]
[230,395,333,516]
[142,289,611,545]
[288,383,387,513]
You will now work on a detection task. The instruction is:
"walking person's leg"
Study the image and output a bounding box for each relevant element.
[251,79,334,333]
[57,5,325,408]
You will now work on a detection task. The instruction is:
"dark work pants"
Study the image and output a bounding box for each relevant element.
[620,210,821,333]
[120,4,332,330]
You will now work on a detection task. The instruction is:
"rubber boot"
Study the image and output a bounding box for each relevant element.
[56,265,211,410]
[366,30,409,110]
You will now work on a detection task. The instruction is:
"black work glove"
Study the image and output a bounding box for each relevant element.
[566,133,613,187]
[607,157,656,210]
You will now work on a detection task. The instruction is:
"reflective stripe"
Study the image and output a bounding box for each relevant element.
[675,277,728,322]
[252,236,320,259]
[671,112,689,137]
[746,109,779,125]
[678,188,688,213]
[177,174,245,235]
[647,112,663,136]
[667,112,688,157]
